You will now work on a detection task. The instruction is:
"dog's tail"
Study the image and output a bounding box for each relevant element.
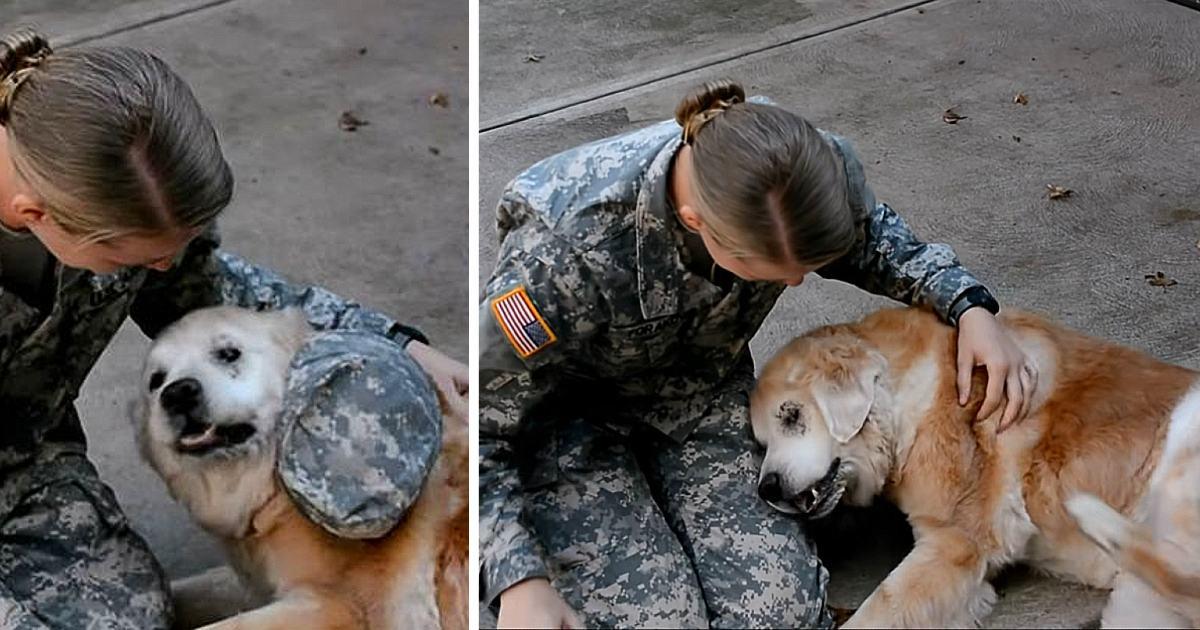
[1065,493,1200,601]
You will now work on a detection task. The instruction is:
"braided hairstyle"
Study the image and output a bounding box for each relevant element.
[1,27,232,243]
[674,79,854,266]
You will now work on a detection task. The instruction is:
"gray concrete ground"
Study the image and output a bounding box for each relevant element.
[6,0,467,589]
[480,0,1200,626]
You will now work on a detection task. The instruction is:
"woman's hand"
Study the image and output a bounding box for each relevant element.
[497,578,583,629]
[406,341,468,419]
[956,308,1037,432]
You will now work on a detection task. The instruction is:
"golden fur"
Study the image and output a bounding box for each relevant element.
[751,307,1198,628]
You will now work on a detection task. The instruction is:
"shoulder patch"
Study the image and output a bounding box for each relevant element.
[491,286,558,359]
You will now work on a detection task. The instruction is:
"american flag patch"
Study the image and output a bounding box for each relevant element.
[491,286,557,358]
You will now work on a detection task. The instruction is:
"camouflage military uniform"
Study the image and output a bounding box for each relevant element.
[0,225,424,630]
[479,114,999,628]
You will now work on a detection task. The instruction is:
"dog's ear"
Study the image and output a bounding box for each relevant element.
[812,350,885,443]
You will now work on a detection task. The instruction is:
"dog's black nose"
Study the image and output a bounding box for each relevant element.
[161,378,203,415]
[758,472,783,503]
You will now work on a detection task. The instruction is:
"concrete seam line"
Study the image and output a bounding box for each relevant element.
[481,0,942,134]
[56,0,245,48]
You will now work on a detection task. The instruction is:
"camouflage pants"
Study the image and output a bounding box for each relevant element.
[0,451,172,630]
[520,383,833,629]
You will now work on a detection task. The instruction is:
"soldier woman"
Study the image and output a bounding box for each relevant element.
[480,79,1037,628]
[0,29,465,628]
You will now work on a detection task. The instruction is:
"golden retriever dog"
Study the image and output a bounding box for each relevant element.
[133,306,467,630]
[751,307,1198,628]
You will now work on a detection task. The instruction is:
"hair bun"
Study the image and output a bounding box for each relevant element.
[674,79,746,144]
[0,28,52,76]
[0,28,52,123]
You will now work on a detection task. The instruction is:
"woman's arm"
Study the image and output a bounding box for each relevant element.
[480,201,603,625]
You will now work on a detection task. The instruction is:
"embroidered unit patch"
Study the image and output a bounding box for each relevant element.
[491,286,557,358]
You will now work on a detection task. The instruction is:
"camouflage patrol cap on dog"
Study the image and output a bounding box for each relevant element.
[277,330,442,539]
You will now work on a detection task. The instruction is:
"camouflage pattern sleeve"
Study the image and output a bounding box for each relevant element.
[816,131,994,324]
[479,210,607,606]
[129,224,427,345]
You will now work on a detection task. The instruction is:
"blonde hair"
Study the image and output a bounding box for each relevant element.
[0,28,232,243]
[674,79,854,265]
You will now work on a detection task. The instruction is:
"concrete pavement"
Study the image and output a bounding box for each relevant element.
[7,0,467,585]
[480,0,1200,625]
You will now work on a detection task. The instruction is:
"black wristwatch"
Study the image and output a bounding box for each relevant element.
[947,286,1001,327]
[392,323,430,348]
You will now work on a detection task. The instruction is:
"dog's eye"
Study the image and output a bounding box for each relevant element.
[778,401,802,426]
[215,346,242,363]
[148,370,166,392]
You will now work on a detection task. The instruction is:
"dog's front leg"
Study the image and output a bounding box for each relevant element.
[844,527,993,629]
[198,588,362,630]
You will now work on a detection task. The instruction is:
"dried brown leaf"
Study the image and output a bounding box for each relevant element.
[1145,272,1178,288]
[1013,92,1029,105]
[429,92,449,108]
[1046,184,1072,200]
[338,110,369,132]
[942,108,967,124]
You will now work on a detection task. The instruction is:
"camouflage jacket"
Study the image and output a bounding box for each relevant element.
[0,226,425,529]
[479,116,998,603]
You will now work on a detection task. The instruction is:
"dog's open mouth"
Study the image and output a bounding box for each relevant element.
[797,458,847,520]
[177,418,257,454]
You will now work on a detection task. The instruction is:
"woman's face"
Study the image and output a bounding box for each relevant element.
[696,225,817,287]
[29,218,196,274]
[1,135,197,274]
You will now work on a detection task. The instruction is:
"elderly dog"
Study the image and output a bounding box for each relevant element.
[133,306,467,630]
[751,307,1198,628]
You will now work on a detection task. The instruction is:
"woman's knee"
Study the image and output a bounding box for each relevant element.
[689,518,833,629]
[0,463,172,630]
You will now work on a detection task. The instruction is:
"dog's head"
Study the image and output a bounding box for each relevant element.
[751,328,890,519]
[136,306,311,462]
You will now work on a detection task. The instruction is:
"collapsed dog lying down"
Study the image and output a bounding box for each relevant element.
[752,307,1199,628]
[133,306,468,630]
